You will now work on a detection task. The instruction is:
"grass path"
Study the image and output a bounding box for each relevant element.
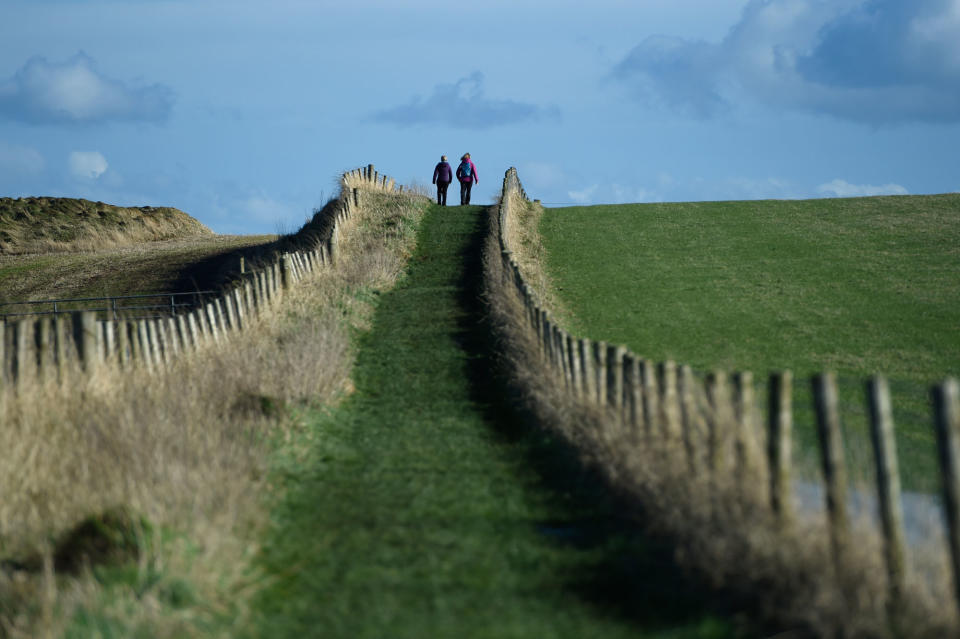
[252,205,733,638]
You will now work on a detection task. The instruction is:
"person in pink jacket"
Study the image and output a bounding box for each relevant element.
[456,153,478,205]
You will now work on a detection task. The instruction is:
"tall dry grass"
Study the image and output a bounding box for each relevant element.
[0,189,425,637]
[484,190,957,638]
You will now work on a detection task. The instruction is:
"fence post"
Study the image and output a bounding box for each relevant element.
[680,365,700,471]
[0,321,6,386]
[125,321,140,365]
[592,340,607,407]
[579,338,595,401]
[149,320,167,366]
[165,317,180,358]
[72,312,100,374]
[933,379,960,618]
[706,371,733,473]
[768,371,794,524]
[623,354,639,429]
[641,360,659,437]
[867,376,907,611]
[34,318,51,380]
[116,319,130,366]
[232,288,245,330]
[205,303,221,343]
[659,360,680,442]
[10,320,29,382]
[187,312,201,349]
[137,321,154,371]
[103,320,116,365]
[368,164,375,183]
[222,293,238,331]
[733,371,761,492]
[566,333,580,396]
[813,372,850,562]
[606,344,625,410]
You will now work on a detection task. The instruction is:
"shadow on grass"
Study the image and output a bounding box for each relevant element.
[453,206,738,634]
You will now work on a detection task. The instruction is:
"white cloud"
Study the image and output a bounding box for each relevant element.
[816,179,908,197]
[0,142,44,175]
[614,0,960,124]
[69,151,108,179]
[0,52,174,125]
[372,71,559,129]
[567,184,599,204]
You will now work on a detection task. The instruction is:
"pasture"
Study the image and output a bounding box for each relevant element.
[539,194,960,490]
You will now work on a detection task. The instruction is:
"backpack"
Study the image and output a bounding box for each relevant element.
[459,161,472,178]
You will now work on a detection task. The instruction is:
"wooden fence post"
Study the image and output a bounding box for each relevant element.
[205,303,221,343]
[149,320,167,366]
[187,312,201,349]
[933,378,960,618]
[10,320,29,382]
[72,312,100,373]
[593,340,607,407]
[368,164,375,182]
[733,371,761,490]
[579,338,595,401]
[565,333,580,396]
[867,376,907,611]
[102,320,115,365]
[222,292,238,331]
[232,288,245,330]
[116,318,130,367]
[813,372,850,561]
[680,365,700,471]
[126,321,141,365]
[606,344,625,410]
[768,371,794,524]
[34,318,52,380]
[623,354,639,428]
[659,361,680,441]
[706,371,734,473]
[641,360,659,437]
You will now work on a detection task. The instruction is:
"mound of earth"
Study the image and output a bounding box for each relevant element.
[0,197,212,254]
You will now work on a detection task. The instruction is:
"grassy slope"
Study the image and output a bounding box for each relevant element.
[0,235,276,304]
[253,205,733,638]
[539,194,960,490]
[0,197,211,254]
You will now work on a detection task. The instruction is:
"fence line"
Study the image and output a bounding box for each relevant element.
[494,166,960,626]
[0,291,217,321]
[0,165,404,393]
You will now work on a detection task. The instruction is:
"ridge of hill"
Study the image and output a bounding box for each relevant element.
[0,196,213,255]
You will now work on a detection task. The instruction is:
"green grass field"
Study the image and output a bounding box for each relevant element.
[539,194,960,490]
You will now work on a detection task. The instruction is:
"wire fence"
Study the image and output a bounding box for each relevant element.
[0,291,217,321]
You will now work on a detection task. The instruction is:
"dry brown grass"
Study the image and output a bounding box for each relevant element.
[0,197,212,256]
[0,187,426,637]
[0,234,277,305]
[484,188,957,638]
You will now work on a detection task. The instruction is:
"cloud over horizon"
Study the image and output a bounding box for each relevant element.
[614,0,960,124]
[68,150,108,179]
[372,72,559,129]
[0,52,174,125]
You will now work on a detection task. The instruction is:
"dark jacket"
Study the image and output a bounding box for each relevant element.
[456,159,478,184]
[433,161,452,184]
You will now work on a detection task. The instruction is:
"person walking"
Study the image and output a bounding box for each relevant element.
[456,153,478,205]
[432,155,453,206]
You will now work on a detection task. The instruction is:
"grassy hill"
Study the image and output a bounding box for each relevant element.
[539,193,960,490]
[0,196,213,255]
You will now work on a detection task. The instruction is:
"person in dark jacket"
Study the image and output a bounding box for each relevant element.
[432,155,453,206]
[456,153,478,205]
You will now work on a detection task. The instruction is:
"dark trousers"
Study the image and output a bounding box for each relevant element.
[460,180,473,205]
[436,181,450,206]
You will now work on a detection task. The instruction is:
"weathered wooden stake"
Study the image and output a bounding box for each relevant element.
[659,361,680,441]
[641,360,659,437]
[933,378,960,618]
[579,338,595,401]
[606,344,625,410]
[768,371,794,523]
[593,340,607,407]
[73,312,100,373]
[867,376,907,610]
[680,365,700,471]
[813,372,850,561]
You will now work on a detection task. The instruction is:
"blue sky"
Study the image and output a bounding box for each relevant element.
[1,0,958,234]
